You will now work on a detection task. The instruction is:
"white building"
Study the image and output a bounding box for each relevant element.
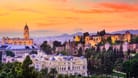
[0,44,38,57]
[30,52,87,76]
[2,52,87,76]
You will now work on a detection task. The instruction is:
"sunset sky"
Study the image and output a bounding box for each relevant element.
[0,0,138,38]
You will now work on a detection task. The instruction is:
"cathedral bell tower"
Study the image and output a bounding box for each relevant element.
[24,24,29,39]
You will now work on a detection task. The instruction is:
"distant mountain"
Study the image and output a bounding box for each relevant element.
[33,32,81,44]
[112,30,138,34]
[30,30,138,44]
[33,32,95,44]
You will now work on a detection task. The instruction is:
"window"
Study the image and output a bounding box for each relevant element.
[68,67,70,70]
[83,66,85,69]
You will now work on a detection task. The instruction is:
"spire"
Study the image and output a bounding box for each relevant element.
[24,24,29,39]
[24,24,29,30]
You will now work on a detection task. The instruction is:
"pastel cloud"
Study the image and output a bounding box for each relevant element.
[50,0,68,2]
[62,2,138,14]
[12,8,42,13]
[100,3,138,12]
[0,13,9,16]
[0,0,138,37]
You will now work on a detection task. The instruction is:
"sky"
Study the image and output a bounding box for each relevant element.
[0,0,138,38]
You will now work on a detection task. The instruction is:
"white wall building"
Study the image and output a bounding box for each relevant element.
[0,44,38,57]
[2,52,87,76]
[31,52,87,76]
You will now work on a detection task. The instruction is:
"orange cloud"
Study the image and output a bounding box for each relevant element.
[0,13,9,16]
[49,0,68,2]
[100,3,138,12]
[7,8,42,13]
[61,2,138,14]
[36,22,66,27]
[68,8,114,14]
[14,8,41,13]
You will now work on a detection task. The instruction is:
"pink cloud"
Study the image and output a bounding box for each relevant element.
[100,3,138,12]
[60,2,138,14]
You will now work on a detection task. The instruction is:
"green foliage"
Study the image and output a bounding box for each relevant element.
[131,36,138,43]
[77,47,83,57]
[59,51,68,55]
[0,62,23,78]
[30,51,37,54]
[22,55,33,78]
[133,53,138,59]
[40,68,48,78]
[40,41,52,54]
[114,58,123,71]
[85,46,121,75]
[122,55,138,78]
[106,37,112,44]
[0,56,43,78]
[53,41,62,47]
[97,30,106,36]
[0,52,2,62]
[6,50,15,57]
[57,74,64,78]
[48,68,58,78]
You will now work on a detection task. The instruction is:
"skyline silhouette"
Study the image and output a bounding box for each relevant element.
[0,0,138,37]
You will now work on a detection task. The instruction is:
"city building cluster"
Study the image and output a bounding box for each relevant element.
[2,52,87,76]
[0,24,88,76]
[0,25,138,76]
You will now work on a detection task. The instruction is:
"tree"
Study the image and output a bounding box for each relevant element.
[131,59,138,78]
[114,58,123,71]
[12,62,23,78]
[6,50,15,57]
[0,62,23,78]
[119,44,124,58]
[97,30,106,36]
[83,32,89,37]
[40,68,48,78]
[40,41,52,54]
[57,74,64,78]
[107,37,112,44]
[30,51,37,54]
[22,55,33,78]
[131,36,138,43]
[53,41,62,47]
[49,68,58,78]
[122,58,138,78]
[59,51,68,55]
[0,56,46,78]
[77,47,83,56]
[0,51,2,62]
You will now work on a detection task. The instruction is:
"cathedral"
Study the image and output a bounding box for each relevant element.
[2,24,33,46]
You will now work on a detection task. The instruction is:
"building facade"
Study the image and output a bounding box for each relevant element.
[31,53,87,76]
[2,53,88,76]
[2,24,33,46]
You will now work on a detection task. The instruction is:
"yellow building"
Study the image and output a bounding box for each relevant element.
[85,36,90,44]
[111,31,132,44]
[123,31,131,42]
[2,24,33,46]
[85,35,102,47]
[74,35,81,42]
[111,34,122,44]
[92,36,102,43]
